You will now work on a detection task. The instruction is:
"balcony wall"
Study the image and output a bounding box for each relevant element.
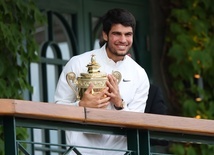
[0,99,214,155]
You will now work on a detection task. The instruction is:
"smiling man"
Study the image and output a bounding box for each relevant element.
[103,24,133,60]
[54,8,150,155]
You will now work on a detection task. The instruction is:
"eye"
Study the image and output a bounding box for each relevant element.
[112,32,121,36]
[125,32,133,37]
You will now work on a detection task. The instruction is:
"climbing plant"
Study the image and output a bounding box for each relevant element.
[165,0,214,154]
[0,0,45,154]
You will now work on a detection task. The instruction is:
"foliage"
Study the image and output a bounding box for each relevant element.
[170,143,214,155]
[0,0,44,98]
[0,0,45,154]
[165,0,214,154]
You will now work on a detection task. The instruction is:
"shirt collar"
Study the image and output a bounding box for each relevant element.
[100,44,127,64]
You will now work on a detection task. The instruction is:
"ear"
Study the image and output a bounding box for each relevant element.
[102,31,108,41]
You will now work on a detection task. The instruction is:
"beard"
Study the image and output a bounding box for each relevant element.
[106,42,130,57]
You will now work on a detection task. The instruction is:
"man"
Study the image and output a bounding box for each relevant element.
[145,84,168,147]
[145,84,167,115]
[54,8,150,155]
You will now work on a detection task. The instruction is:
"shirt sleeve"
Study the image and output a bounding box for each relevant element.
[54,57,80,106]
[121,69,150,113]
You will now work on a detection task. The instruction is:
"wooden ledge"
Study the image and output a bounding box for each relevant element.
[85,108,214,136]
[0,99,85,123]
[0,99,214,136]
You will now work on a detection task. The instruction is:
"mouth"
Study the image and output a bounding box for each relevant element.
[117,45,127,50]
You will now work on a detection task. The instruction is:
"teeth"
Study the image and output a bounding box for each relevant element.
[118,45,126,50]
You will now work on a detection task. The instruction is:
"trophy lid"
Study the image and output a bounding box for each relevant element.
[80,54,107,78]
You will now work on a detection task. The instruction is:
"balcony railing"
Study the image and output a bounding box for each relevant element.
[0,99,214,155]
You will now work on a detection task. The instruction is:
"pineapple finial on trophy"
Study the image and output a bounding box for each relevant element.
[86,54,101,73]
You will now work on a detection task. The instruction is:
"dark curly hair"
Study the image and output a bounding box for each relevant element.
[102,8,136,35]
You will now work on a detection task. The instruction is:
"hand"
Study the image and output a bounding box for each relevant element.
[79,83,110,109]
[105,74,123,108]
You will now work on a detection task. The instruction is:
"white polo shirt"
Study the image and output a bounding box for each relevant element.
[54,44,150,155]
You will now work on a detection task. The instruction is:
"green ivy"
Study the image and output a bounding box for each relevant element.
[166,0,214,154]
[0,0,44,98]
[0,0,45,154]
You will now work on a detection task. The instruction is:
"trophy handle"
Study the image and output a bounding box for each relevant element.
[66,72,79,99]
[112,71,122,84]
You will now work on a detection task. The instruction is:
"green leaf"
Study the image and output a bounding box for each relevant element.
[171,9,191,23]
[186,145,197,155]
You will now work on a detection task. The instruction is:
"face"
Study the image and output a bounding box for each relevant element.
[103,24,133,62]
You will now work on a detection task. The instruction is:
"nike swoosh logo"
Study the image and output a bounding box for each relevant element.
[123,79,131,82]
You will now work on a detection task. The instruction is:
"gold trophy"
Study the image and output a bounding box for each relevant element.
[66,54,122,100]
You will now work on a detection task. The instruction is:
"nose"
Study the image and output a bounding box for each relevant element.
[119,35,126,43]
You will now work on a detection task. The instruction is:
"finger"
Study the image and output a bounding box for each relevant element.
[95,87,109,98]
[98,101,110,108]
[106,82,118,96]
[105,91,113,98]
[101,96,110,102]
[106,79,114,91]
[97,96,110,104]
[85,83,94,94]
[109,74,117,84]
[107,75,118,90]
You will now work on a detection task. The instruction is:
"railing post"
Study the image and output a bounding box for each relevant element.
[127,129,150,155]
[3,116,17,155]
[141,130,150,155]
